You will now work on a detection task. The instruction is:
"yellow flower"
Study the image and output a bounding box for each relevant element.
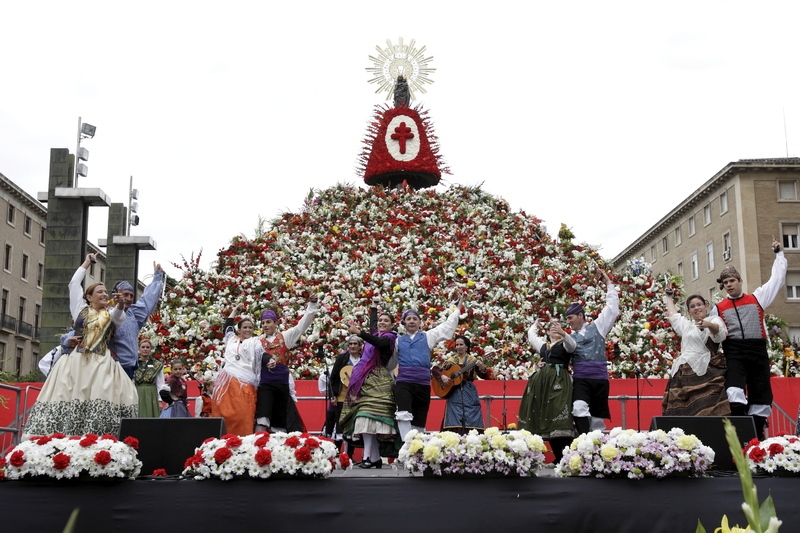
[456,267,467,277]
[428,307,437,314]
[713,515,754,533]
[286,280,294,287]
[423,444,441,462]
[484,427,500,437]
[332,225,340,233]
[506,422,517,430]
[409,440,424,454]
[600,444,619,462]
[642,323,651,330]
[676,434,699,450]
[441,432,460,448]
[467,279,475,287]
[569,454,583,472]
[491,435,508,449]
[393,285,401,292]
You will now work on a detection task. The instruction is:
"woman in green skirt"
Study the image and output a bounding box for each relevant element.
[134,338,164,417]
[518,320,576,462]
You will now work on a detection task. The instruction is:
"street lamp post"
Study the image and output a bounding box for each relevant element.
[74,117,96,188]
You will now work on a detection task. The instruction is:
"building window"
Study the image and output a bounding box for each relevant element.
[89,262,95,276]
[650,245,656,262]
[34,304,41,330]
[720,191,728,214]
[709,287,716,304]
[691,252,699,280]
[779,180,798,201]
[23,215,32,235]
[100,268,105,283]
[789,327,800,344]
[21,254,29,280]
[677,261,684,276]
[782,223,799,250]
[722,232,732,261]
[703,204,712,226]
[787,272,800,300]
[7,204,15,225]
[16,347,23,377]
[1,289,8,316]
[706,243,715,271]
[36,262,43,288]
[18,296,26,323]
[3,244,11,272]
[39,227,45,245]
[689,216,696,236]
[675,227,682,246]
[662,236,668,255]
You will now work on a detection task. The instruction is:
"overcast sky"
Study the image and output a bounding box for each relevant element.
[2,1,800,281]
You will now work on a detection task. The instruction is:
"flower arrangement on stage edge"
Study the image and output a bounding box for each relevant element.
[743,435,800,476]
[398,427,547,477]
[2,433,142,480]
[182,431,350,480]
[555,427,714,479]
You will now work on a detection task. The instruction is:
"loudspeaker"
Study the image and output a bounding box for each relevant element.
[650,416,757,471]
[119,418,226,476]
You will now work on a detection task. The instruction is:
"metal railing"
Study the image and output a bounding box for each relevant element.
[0,383,22,454]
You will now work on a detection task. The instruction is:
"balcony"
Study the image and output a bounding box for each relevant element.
[1,313,16,333]
[16,320,33,339]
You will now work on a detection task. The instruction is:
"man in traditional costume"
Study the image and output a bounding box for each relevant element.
[109,265,165,379]
[565,268,619,435]
[713,238,787,440]
[395,296,461,441]
[256,297,319,432]
[319,335,363,450]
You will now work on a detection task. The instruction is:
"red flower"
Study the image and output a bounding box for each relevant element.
[305,437,321,450]
[221,433,237,439]
[52,433,66,439]
[123,436,139,450]
[254,435,270,448]
[747,446,767,463]
[80,434,99,447]
[100,434,118,442]
[339,453,350,469]
[52,453,71,470]
[152,469,168,477]
[214,447,233,464]
[9,450,25,467]
[225,436,243,448]
[768,443,785,456]
[255,449,272,467]
[202,437,216,444]
[34,436,52,445]
[184,451,204,469]
[294,447,312,463]
[284,436,301,448]
[94,450,112,466]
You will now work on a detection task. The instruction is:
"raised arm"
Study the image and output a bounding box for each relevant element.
[593,268,620,338]
[128,263,165,327]
[282,297,320,349]
[753,239,788,310]
[69,254,94,319]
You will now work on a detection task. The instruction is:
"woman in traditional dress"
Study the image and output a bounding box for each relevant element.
[211,303,264,435]
[518,320,576,462]
[662,289,730,416]
[159,359,192,417]
[340,298,400,469]
[433,335,491,433]
[134,338,164,417]
[24,253,138,438]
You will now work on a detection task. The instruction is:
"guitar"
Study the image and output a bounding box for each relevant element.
[431,359,482,399]
[337,365,353,403]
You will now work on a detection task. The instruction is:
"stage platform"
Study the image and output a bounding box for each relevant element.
[1,468,798,532]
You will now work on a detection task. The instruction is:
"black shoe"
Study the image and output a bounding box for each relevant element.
[358,458,383,469]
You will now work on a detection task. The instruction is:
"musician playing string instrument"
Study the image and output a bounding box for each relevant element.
[339,297,400,469]
[319,334,363,453]
[432,335,492,434]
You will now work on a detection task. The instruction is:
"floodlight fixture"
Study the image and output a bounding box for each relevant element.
[129,214,140,226]
[77,147,90,161]
[77,163,89,177]
[80,123,96,138]
[130,188,139,200]
[130,201,138,213]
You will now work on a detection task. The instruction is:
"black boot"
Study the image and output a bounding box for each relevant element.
[753,416,769,441]
[574,417,591,435]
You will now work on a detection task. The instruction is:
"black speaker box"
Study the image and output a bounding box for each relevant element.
[119,417,226,476]
[649,416,757,471]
